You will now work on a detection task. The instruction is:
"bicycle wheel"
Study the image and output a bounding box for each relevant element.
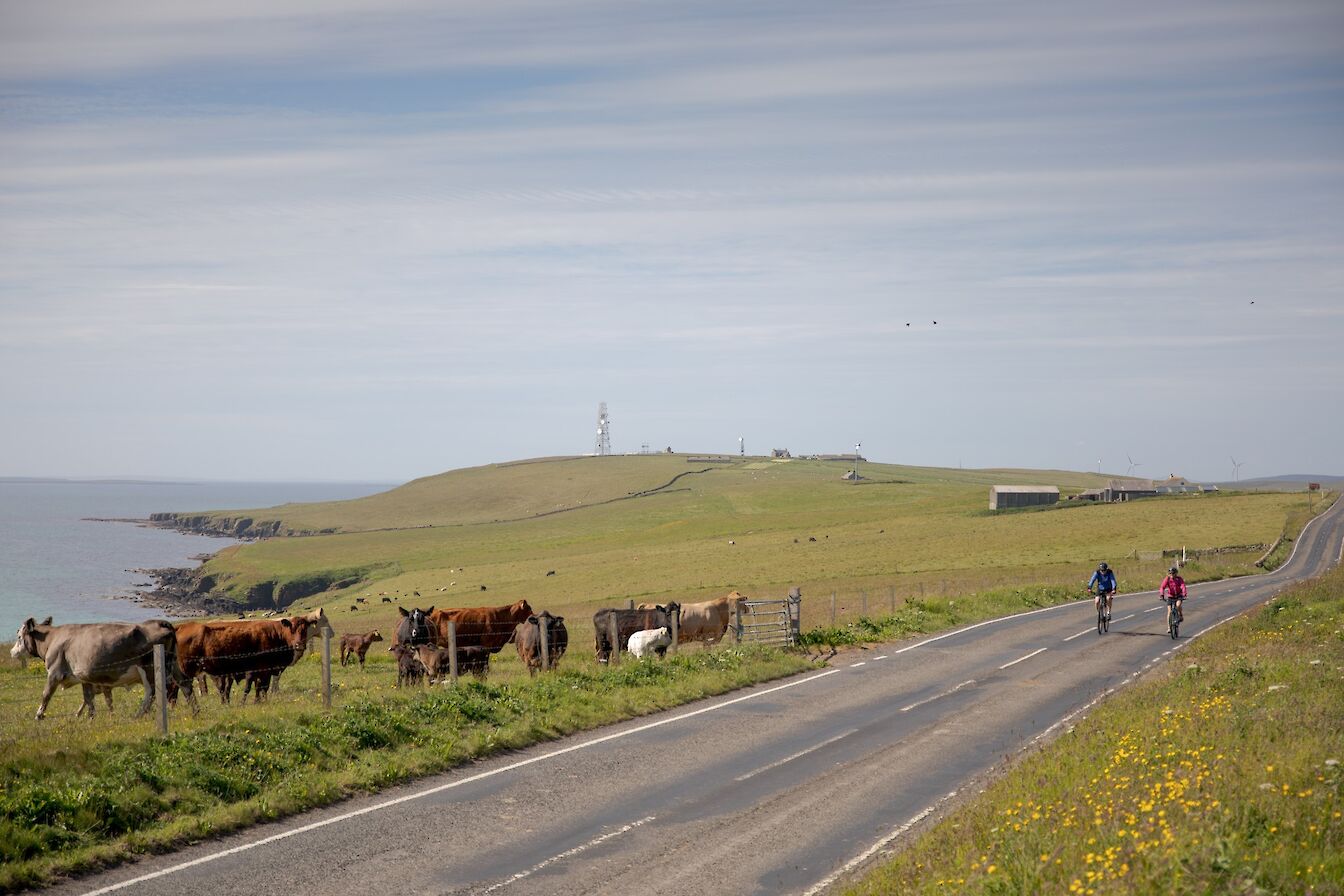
[1168,603,1179,639]
[1097,601,1106,634]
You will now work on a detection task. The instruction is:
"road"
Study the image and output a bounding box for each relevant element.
[51,496,1344,896]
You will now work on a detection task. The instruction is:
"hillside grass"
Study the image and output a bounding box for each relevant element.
[0,644,811,892]
[838,564,1344,896]
[180,458,1307,638]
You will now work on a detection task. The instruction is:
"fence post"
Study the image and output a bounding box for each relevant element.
[734,601,743,643]
[448,620,459,685]
[321,625,332,709]
[153,644,168,737]
[831,592,836,626]
[790,594,801,644]
[627,598,634,610]
[669,609,678,655]
[540,613,550,671]
[608,614,620,666]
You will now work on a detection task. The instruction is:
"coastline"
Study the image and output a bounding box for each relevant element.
[91,517,242,619]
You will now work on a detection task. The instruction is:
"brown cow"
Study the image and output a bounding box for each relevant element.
[427,600,532,653]
[514,611,568,676]
[339,630,384,667]
[174,616,317,704]
[643,592,749,646]
[415,644,490,682]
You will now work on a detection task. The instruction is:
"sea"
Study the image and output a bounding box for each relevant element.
[0,480,392,638]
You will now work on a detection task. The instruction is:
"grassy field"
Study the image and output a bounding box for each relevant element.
[0,643,812,891]
[838,564,1344,896]
[170,457,1312,644]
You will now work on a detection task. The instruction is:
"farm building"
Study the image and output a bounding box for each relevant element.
[989,485,1060,510]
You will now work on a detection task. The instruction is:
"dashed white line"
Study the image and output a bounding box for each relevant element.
[850,662,867,667]
[1000,647,1048,670]
[1144,605,1165,613]
[734,729,859,782]
[1062,628,1094,642]
[1115,613,1136,622]
[480,816,655,894]
[873,655,888,660]
[900,679,976,712]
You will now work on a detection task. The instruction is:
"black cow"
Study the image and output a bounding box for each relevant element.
[592,603,679,664]
[395,605,435,648]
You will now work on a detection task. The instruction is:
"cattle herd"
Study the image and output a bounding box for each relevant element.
[7,591,753,721]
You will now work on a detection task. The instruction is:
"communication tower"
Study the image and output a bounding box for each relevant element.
[594,403,612,456]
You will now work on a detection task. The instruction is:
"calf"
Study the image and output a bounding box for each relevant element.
[592,603,679,664]
[415,644,490,682]
[390,643,425,687]
[628,627,672,659]
[339,630,384,667]
[514,611,569,676]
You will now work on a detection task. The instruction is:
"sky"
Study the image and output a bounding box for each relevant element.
[1,0,1341,484]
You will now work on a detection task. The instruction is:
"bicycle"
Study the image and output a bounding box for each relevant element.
[1090,588,1110,634]
[1163,595,1181,639]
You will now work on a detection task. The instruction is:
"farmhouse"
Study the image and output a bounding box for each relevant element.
[989,485,1060,510]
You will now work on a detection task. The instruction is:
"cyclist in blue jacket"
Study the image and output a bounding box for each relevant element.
[1087,562,1118,622]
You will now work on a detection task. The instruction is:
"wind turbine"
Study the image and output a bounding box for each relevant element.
[1126,454,1142,477]
[1230,456,1245,482]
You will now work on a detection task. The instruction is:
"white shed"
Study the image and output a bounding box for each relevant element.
[989,485,1060,510]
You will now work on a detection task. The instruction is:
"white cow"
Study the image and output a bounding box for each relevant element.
[628,627,672,659]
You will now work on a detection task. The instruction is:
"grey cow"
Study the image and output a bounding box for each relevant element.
[10,616,197,720]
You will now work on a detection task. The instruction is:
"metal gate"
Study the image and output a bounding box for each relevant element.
[736,593,801,646]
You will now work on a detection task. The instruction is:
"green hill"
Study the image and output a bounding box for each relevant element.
[156,455,1310,636]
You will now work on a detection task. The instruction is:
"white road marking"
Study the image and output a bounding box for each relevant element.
[1115,614,1135,622]
[873,655,888,660]
[900,679,976,713]
[849,662,866,667]
[1000,647,1048,670]
[1062,628,1094,642]
[480,816,655,894]
[75,669,842,896]
[734,729,859,782]
[799,790,960,896]
[1144,605,1165,613]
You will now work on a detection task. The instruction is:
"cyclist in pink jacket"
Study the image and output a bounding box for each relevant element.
[1159,566,1187,622]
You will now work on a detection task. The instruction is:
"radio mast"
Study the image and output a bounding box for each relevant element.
[594,403,612,456]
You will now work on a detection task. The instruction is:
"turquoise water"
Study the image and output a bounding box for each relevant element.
[0,480,390,637]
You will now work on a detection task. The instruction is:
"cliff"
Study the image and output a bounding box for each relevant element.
[148,512,336,539]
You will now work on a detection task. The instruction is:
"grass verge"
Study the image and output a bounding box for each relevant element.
[0,647,810,892]
[838,564,1344,896]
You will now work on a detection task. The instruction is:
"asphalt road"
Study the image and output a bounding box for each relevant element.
[49,496,1344,896]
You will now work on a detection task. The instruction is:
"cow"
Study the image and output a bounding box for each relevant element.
[628,627,672,659]
[173,615,317,704]
[513,611,568,676]
[592,603,679,664]
[395,605,436,648]
[414,644,490,682]
[11,617,196,720]
[339,630,384,667]
[661,591,750,646]
[427,600,532,654]
[390,643,425,687]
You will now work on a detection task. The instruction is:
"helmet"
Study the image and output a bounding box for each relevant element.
[1098,562,1109,572]
[1170,566,1179,575]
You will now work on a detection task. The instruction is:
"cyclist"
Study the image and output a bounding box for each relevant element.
[1087,561,1118,622]
[1160,565,1187,622]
